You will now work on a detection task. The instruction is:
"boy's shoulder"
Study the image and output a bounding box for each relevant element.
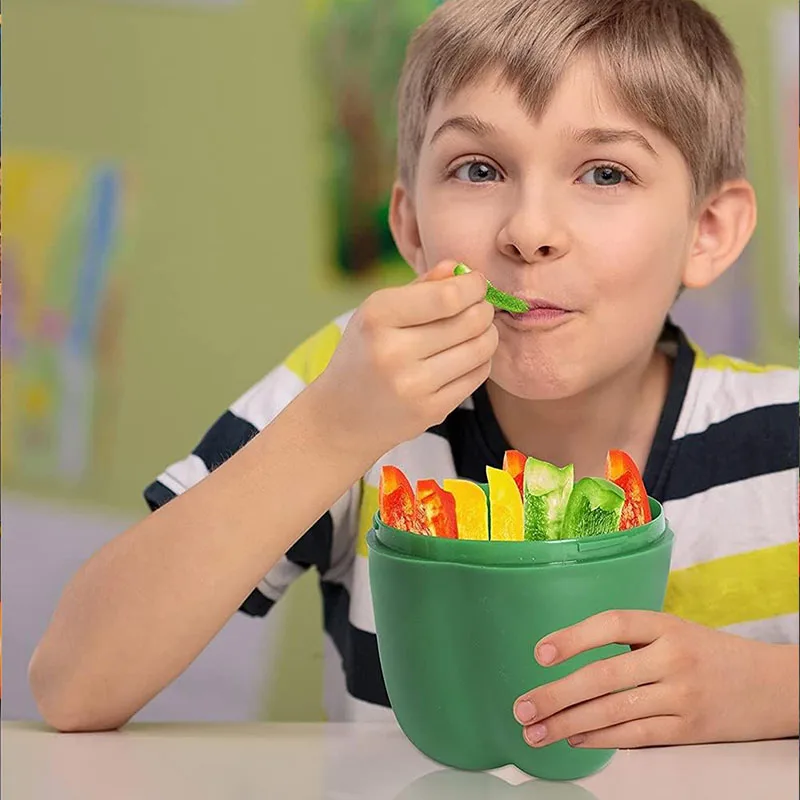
[145,311,358,509]
[671,336,798,463]
[281,310,357,386]
[226,310,357,429]
[684,342,798,426]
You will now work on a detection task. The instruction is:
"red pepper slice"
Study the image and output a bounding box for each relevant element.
[416,479,459,539]
[379,465,429,534]
[502,449,527,497]
[605,449,652,530]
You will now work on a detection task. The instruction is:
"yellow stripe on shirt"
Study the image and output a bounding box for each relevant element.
[283,322,343,384]
[689,341,788,373]
[356,482,379,558]
[664,543,799,628]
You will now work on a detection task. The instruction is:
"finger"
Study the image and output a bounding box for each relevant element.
[379,270,487,327]
[521,683,670,748]
[432,360,493,415]
[406,301,496,359]
[514,647,663,724]
[535,610,673,667]
[414,260,463,283]
[423,324,499,391]
[564,716,687,750]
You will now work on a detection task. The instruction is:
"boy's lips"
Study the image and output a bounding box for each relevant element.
[492,293,573,314]
[515,297,571,313]
[495,295,576,329]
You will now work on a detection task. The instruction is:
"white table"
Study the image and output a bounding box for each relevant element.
[2,721,798,799]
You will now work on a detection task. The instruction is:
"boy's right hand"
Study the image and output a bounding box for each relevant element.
[315,260,498,458]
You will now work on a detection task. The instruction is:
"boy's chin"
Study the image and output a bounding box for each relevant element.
[488,365,579,402]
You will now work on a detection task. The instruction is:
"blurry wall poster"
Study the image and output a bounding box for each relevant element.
[2,152,134,489]
[771,8,799,326]
[307,0,442,281]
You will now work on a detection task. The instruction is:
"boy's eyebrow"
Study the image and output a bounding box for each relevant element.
[429,114,498,144]
[569,127,659,158]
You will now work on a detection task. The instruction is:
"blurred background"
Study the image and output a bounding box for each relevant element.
[1,0,798,722]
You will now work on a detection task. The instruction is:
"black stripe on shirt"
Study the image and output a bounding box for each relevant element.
[240,588,275,617]
[143,408,292,620]
[193,410,259,472]
[286,513,334,576]
[321,581,390,707]
[428,402,501,482]
[144,476,279,618]
[235,512,335,618]
[643,320,694,498]
[144,479,178,512]
[144,409,260,510]
[194,409,335,575]
[660,403,799,502]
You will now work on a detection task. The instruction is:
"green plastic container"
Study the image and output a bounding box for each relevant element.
[366,496,673,781]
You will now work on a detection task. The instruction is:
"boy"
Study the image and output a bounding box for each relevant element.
[30,0,799,749]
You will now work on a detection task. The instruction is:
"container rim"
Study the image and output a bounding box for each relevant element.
[371,497,666,566]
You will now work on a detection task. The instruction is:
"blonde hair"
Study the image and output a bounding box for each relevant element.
[397,0,746,204]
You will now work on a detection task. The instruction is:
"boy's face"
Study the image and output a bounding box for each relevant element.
[394,58,712,401]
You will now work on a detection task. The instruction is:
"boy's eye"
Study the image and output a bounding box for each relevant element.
[578,165,629,187]
[454,161,501,183]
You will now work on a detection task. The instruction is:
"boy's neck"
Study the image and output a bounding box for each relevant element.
[485,345,673,481]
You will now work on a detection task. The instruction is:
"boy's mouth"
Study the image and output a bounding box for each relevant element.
[498,297,574,327]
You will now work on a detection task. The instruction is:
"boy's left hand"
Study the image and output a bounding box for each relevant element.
[513,610,799,749]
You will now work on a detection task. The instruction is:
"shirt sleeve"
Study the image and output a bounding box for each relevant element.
[143,319,359,618]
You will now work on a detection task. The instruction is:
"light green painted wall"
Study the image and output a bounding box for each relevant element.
[6,0,796,721]
[4,0,393,512]
[704,0,797,367]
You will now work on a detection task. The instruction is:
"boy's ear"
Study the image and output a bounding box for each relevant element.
[389,180,425,275]
[682,179,757,289]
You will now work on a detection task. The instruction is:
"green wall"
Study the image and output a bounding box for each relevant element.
[4,0,390,511]
[5,0,796,721]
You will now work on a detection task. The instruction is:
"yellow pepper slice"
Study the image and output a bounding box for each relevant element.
[487,466,524,541]
[443,478,489,541]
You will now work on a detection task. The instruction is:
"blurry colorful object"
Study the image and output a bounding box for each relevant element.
[417,479,459,539]
[605,449,652,530]
[308,0,442,280]
[2,152,133,488]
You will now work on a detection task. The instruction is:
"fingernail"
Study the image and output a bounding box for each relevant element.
[569,735,586,747]
[514,700,537,724]
[524,724,547,746]
[537,643,557,665]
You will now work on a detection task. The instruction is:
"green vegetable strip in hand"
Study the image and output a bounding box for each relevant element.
[523,458,574,540]
[562,477,625,538]
[453,263,530,314]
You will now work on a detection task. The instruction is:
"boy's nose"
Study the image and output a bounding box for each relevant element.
[496,194,568,264]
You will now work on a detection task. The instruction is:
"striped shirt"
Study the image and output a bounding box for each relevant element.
[144,313,800,721]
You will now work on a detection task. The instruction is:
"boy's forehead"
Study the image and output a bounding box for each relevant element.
[424,58,663,148]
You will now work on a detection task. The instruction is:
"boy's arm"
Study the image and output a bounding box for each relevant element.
[28,381,376,733]
[29,262,495,732]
